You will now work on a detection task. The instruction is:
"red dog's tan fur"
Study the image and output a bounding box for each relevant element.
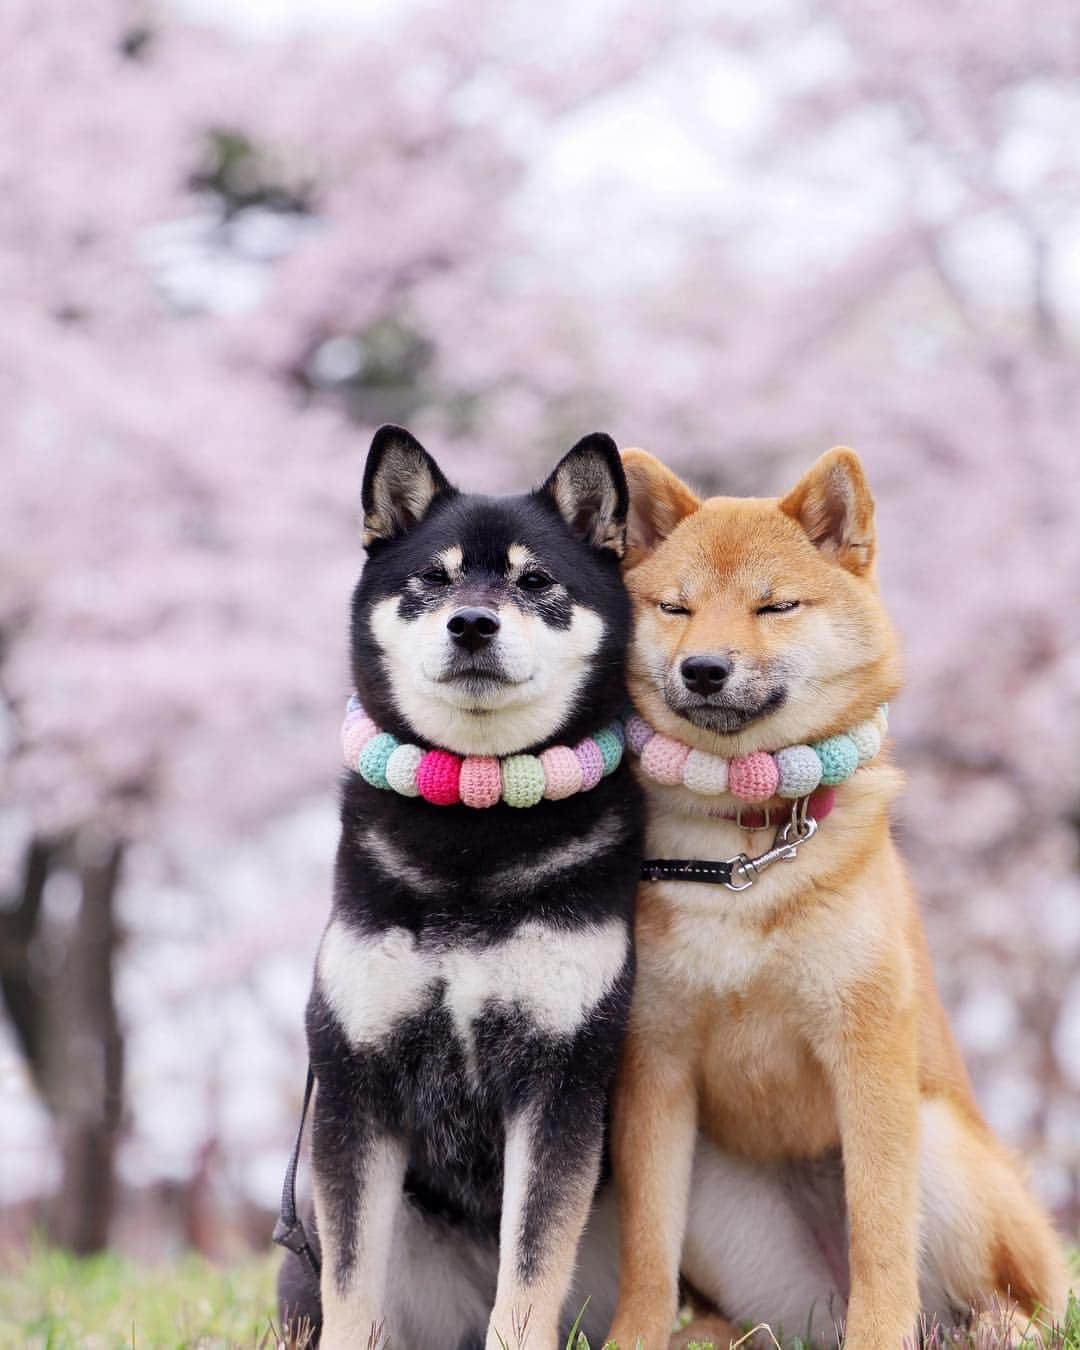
[606,448,1069,1349]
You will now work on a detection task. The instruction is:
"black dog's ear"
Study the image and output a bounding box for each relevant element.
[538,433,628,557]
[362,425,455,549]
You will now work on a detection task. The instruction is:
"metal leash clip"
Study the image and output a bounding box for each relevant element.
[727,797,819,891]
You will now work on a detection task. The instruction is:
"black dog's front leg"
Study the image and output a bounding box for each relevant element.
[311,1062,405,1350]
[486,1084,606,1350]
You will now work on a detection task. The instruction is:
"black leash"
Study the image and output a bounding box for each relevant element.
[641,857,742,885]
[272,1065,321,1279]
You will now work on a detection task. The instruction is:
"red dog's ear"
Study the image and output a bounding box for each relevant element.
[779,447,876,576]
[621,449,701,567]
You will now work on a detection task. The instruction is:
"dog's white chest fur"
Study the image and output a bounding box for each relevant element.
[318,917,628,1051]
[648,887,780,997]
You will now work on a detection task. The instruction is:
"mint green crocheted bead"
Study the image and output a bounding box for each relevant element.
[501,754,545,808]
[358,732,399,789]
[813,733,859,786]
[594,727,623,776]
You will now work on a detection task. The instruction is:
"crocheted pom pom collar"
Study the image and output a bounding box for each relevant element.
[623,704,888,804]
[341,695,625,808]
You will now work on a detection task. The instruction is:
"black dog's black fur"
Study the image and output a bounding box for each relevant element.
[278,428,642,1348]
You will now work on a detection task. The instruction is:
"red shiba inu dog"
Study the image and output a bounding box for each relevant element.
[605,447,1069,1349]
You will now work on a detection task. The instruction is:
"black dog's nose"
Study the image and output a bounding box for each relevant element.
[680,654,732,694]
[447,606,501,652]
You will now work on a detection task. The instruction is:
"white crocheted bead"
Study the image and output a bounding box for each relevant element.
[873,707,888,737]
[385,743,424,797]
[775,744,823,799]
[848,720,882,766]
[682,749,729,795]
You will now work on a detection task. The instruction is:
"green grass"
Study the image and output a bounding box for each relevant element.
[0,1246,1076,1349]
[661,1284,1080,1350]
[0,1246,279,1349]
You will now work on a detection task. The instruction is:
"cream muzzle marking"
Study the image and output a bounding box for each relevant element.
[628,703,888,892]
[368,583,608,759]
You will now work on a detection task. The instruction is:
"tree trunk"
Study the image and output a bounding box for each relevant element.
[0,829,125,1253]
[50,831,125,1252]
[0,836,55,1088]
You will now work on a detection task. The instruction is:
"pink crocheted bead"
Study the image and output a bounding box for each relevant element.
[575,738,605,791]
[459,756,501,808]
[640,733,691,786]
[416,749,462,806]
[341,714,378,767]
[624,713,655,757]
[540,745,583,800]
[728,751,780,802]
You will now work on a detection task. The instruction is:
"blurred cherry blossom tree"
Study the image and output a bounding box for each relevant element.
[1,0,1078,1249]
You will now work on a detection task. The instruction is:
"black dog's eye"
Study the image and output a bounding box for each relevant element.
[659,601,691,616]
[756,600,800,615]
[518,570,554,592]
[419,566,450,586]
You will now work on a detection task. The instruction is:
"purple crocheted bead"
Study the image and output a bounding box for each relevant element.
[624,714,655,756]
[575,738,605,791]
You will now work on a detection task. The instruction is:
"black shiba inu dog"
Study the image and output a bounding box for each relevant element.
[277,426,642,1350]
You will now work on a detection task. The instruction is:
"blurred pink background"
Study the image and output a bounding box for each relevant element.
[2,0,1078,1258]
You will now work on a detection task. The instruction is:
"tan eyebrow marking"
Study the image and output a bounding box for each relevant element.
[434,544,464,579]
[506,542,539,579]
